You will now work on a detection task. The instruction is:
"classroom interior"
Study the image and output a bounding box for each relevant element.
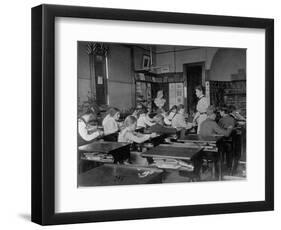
[77,42,247,186]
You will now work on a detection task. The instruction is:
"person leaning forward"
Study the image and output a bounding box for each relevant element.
[200,105,233,137]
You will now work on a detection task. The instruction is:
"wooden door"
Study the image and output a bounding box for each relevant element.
[185,64,202,114]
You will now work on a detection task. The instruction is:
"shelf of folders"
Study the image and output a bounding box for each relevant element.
[135,72,184,109]
[134,72,184,83]
[135,81,152,109]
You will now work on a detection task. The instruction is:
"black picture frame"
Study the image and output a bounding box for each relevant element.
[31,4,274,225]
[142,54,151,69]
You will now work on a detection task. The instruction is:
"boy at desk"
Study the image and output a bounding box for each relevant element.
[218,106,236,129]
[228,105,246,122]
[200,105,233,137]
[118,115,157,144]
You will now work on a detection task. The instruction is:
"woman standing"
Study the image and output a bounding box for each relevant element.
[193,85,209,134]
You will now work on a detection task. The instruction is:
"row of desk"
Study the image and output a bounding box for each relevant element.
[78,133,224,186]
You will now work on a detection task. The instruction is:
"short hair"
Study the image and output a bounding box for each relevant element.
[177,104,185,112]
[153,114,164,123]
[87,102,99,114]
[195,85,205,94]
[124,115,137,127]
[218,105,229,114]
[206,105,216,116]
[107,107,120,117]
[228,105,237,113]
[81,107,96,118]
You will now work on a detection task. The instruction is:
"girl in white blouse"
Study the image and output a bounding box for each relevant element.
[78,112,103,146]
[137,108,155,128]
[102,107,121,135]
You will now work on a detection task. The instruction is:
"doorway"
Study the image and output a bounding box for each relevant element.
[184,63,204,114]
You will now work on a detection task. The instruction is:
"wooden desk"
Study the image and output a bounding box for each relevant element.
[78,164,164,186]
[79,141,131,164]
[141,145,203,180]
[179,134,224,180]
[132,133,166,152]
[179,134,223,144]
[142,145,203,161]
[79,141,129,152]
[136,126,145,133]
[160,142,202,149]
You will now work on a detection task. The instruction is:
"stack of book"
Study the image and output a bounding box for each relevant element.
[83,152,114,163]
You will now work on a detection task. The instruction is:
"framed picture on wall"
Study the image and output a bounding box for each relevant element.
[31,4,274,225]
[142,54,151,69]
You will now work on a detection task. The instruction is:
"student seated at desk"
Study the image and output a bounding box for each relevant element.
[228,105,246,122]
[164,105,177,126]
[218,106,236,129]
[150,114,177,135]
[218,106,236,170]
[171,104,193,130]
[102,107,120,135]
[118,115,157,143]
[137,107,155,128]
[200,105,233,137]
[78,111,103,146]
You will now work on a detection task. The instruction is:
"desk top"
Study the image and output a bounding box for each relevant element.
[78,164,163,186]
[78,141,130,153]
[178,134,223,144]
[135,127,153,134]
[142,145,203,160]
[160,143,201,148]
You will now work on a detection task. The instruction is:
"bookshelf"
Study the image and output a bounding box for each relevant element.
[208,80,246,117]
[134,71,184,111]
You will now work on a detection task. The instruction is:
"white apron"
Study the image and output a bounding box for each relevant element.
[195,96,209,134]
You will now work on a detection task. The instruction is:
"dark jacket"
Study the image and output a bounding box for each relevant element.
[218,115,236,129]
[200,118,232,137]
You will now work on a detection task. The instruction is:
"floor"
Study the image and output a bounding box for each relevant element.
[163,163,246,183]
[130,151,246,183]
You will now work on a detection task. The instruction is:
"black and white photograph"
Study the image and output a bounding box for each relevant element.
[29,2,274,226]
[77,42,247,187]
